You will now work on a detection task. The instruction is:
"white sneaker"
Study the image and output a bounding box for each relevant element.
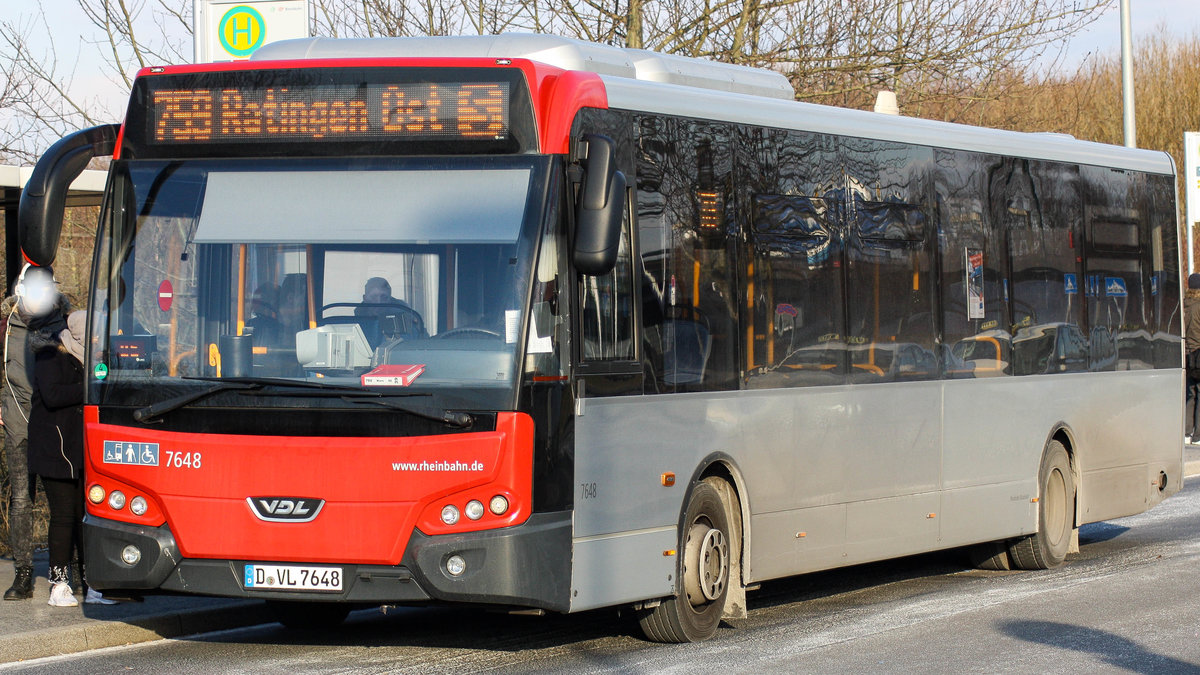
[48,582,78,607]
[85,588,118,605]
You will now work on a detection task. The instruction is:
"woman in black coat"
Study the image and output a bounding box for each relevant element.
[28,309,86,607]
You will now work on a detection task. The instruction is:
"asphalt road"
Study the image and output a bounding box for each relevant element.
[6,482,1200,674]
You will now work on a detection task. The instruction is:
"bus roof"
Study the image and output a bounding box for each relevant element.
[252,34,795,100]
[251,33,1172,176]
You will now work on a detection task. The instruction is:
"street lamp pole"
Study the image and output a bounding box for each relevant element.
[1120,0,1136,148]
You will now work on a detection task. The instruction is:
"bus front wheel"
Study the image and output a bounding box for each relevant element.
[637,478,734,643]
[1008,441,1074,569]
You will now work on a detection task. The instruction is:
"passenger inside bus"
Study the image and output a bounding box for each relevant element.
[352,277,426,345]
[355,277,409,317]
[245,283,282,346]
[277,273,310,338]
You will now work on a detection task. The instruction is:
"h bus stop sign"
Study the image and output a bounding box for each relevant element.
[193,0,310,63]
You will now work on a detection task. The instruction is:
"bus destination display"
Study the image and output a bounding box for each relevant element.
[150,82,510,143]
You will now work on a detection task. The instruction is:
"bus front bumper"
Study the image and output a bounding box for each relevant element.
[82,511,572,611]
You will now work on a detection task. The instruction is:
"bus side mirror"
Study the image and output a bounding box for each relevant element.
[18,123,120,266]
[573,134,626,276]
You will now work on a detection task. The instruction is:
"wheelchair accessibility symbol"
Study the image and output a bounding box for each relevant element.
[218,6,266,58]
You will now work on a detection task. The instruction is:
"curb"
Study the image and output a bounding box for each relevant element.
[0,601,274,664]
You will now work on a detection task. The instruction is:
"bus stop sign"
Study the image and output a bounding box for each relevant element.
[194,0,310,62]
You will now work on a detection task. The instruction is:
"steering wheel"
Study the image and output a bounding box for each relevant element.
[436,327,502,339]
[320,302,426,338]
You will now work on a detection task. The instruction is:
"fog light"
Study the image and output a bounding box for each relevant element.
[440,505,460,525]
[465,500,485,520]
[88,484,106,505]
[489,495,509,515]
[108,491,126,510]
[446,554,466,577]
[130,496,148,516]
[121,545,141,566]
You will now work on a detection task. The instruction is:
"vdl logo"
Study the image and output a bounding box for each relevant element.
[247,497,325,523]
[218,5,266,58]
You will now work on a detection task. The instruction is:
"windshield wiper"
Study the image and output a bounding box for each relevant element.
[337,395,475,429]
[132,376,372,424]
[182,376,372,391]
[264,388,472,428]
[133,381,261,423]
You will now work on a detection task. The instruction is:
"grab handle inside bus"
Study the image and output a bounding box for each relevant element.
[573,134,626,276]
[18,123,121,266]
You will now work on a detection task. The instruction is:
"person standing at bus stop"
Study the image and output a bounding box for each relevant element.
[28,309,113,606]
[1185,274,1200,443]
[1,265,52,600]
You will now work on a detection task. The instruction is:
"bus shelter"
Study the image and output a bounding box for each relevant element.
[0,164,106,297]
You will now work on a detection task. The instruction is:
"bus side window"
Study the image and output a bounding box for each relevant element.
[580,196,635,362]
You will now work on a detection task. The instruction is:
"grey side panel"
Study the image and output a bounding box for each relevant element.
[569,369,1181,608]
[942,369,1182,539]
[570,381,942,601]
[570,527,676,612]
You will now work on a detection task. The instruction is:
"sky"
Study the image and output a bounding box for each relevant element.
[2,0,1198,127]
[1060,0,1196,65]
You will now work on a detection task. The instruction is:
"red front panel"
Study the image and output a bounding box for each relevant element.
[84,407,533,565]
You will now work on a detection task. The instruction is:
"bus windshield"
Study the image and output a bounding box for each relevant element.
[89,155,551,412]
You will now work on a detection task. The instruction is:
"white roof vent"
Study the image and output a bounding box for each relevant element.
[874,90,900,116]
[625,49,794,100]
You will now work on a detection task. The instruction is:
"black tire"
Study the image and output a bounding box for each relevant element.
[267,601,351,630]
[1008,441,1074,570]
[968,541,1012,571]
[637,479,733,643]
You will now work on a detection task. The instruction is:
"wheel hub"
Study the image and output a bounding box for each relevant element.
[684,521,729,606]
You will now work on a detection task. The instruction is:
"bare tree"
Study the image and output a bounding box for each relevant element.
[0,0,191,161]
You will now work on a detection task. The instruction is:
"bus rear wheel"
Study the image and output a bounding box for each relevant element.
[637,478,734,643]
[1008,441,1074,570]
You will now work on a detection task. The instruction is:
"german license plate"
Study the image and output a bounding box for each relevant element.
[243,564,343,592]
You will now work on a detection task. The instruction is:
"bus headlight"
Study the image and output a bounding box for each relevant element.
[121,545,141,566]
[446,554,466,577]
[440,505,460,525]
[108,491,127,510]
[88,484,106,505]
[489,495,509,516]
[130,496,148,516]
[465,500,485,520]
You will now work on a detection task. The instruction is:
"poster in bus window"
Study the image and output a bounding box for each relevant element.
[966,248,984,319]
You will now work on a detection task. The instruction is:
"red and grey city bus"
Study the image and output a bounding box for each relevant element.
[18,34,1183,642]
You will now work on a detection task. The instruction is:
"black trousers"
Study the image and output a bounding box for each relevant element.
[4,437,35,569]
[40,475,82,586]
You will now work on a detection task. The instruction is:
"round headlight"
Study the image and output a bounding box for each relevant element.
[446,554,466,577]
[88,484,106,505]
[121,545,141,566]
[130,496,148,516]
[440,504,460,525]
[465,500,485,520]
[489,495,509,515]
[108,490,127,510]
